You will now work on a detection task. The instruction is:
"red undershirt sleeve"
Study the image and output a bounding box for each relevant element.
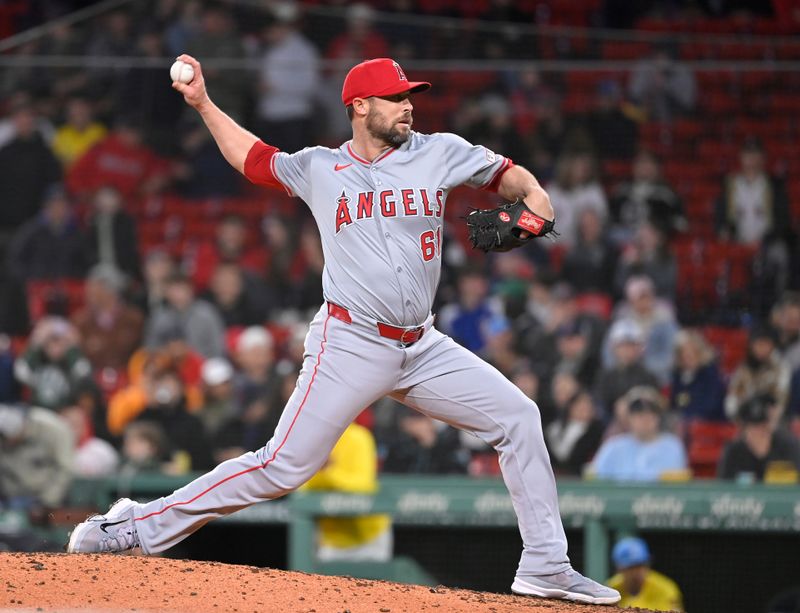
[243,140,285,190]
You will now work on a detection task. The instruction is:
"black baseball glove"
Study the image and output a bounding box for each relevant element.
[464,199,556,252]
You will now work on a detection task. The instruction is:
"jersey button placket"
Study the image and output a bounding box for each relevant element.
[372,159,408,322]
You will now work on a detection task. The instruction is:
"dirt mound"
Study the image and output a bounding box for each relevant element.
[0,552,647,612]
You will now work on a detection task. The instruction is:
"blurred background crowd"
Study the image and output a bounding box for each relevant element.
[2,0,800,519]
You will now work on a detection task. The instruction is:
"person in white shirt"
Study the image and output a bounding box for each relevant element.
[716,138,789,246]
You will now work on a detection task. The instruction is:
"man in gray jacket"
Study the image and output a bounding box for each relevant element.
[0,403,75,511]
[145,273,226,358]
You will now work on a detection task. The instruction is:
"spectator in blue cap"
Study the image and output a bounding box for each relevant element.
[606,536,684,611]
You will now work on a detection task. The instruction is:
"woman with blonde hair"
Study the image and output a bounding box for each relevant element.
[670,329,727,422]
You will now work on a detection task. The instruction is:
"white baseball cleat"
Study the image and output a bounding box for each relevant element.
[67,498,140,554]
[512,568,621,605]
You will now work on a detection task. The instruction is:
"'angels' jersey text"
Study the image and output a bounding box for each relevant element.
[335,188,444,233]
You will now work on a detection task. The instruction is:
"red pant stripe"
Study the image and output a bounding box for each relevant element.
[134,314,331,522]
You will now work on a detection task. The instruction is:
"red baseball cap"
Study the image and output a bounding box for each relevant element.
[341,58,431,106]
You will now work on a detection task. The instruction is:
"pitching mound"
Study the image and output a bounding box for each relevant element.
[0,552,649,612]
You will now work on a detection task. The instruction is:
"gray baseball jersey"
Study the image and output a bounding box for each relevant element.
[272,132,510,326]
[130,130,571,583]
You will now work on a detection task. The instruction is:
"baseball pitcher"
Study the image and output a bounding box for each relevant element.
[68,56,620,605]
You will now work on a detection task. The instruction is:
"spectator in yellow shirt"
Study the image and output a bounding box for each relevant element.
[607,536,684,611]
[301,422,392,561]
[52,97,107,167]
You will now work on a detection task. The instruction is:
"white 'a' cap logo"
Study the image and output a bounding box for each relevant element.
[393,61,407,81]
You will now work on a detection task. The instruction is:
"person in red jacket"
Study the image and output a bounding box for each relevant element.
[189,214,266,291]
[66,119,170,200]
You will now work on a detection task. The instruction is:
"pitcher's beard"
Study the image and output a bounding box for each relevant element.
[367,109,411,147]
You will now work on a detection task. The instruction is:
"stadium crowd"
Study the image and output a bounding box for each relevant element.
[1,0,800,518]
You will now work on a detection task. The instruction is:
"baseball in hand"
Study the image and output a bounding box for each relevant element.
[170,60,194,84]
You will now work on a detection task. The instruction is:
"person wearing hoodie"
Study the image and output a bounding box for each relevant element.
[0,99,61,237]
[725,325,791,422]
[0,403,75,511]
[14,317,93,411]
[66,119,169,199]
[6,187,87,282]
[133,368,212,472]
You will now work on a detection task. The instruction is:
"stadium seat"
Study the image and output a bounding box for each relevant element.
[574,292,613,320]
[10,336,28,356]
[687,420,739,478]
[701,326,749,375]
[600,41,651,60]
[562,91,593,114]
[266,323,291,354]
[468,451,501,477]
[564,71,624,92]
[354,406,374,431]
[674,239,757,315]
[774,40,800,59]
[547,245,566,274]
[635,17,676,33]
[703,93,740,115]
[26,279,86,322]
[770,94,800,114]
[601,160,630,183]
[443,72,497,96]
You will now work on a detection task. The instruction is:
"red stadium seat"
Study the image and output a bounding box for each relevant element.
[224,326,245,357]
[443,72,497,96]
[635,17,676,33]
[703,93,740,115]
[600,41,652,60]
[10,336,28,356]
[354,406,374,431]
[701,326,749,375]
[562,90,592,114]
[674,239,757,316]
[770,94,800,113]
[574,292,613,320]
[565,71,624,92]
[26,279,86,322]
[687,420,739,478]
[469,451,501,477]
[266,323,291,353]
[774,40,800,59]
[601,160,630,183]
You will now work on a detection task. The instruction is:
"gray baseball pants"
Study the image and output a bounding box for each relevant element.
[132,303,570,577]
